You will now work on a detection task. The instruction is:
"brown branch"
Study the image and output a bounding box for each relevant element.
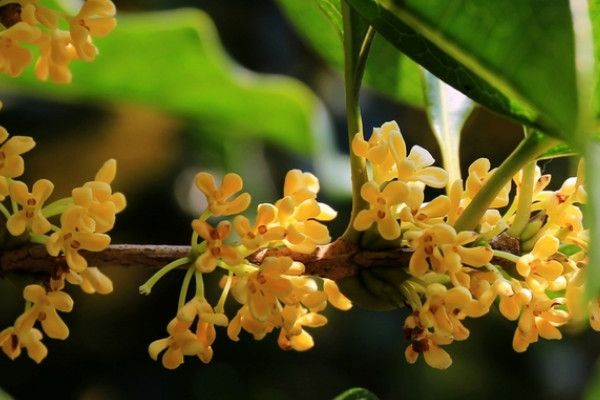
[0,239,414,281]
[0,233,517,281]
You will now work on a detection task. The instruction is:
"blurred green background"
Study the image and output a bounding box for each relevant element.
[0,1,596,399]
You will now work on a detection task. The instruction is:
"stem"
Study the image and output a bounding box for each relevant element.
[454,133,559,232]
[215,270,233,313]
[42,197,74,218]
[139,256,191,295]
[340,2,375,244]
[178,265,195,309]
[506,158,536,237]
[194,269,204,298]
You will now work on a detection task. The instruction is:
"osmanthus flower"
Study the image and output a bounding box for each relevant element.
[465,158,511,208]
[277,304,327,351]
[46,205,111,272]
[15,284,73,340]
[72,159,126,233]
[6,178,53,235]
[0,325,47,363]
[388,129,448,188]
[516,234,564,294]
[176,297,228,364]
[227,304,276,341]
[149,318,206,369]
[405,223,492,277]
[79,267,114,294]
[351,121,399,183]
[192,219,242,273]
[0,21,40,77]
[230,257,296,322]
[353,180,408,240]
[195,172,251,216]
[403,312,453,369]
[418,283,475,340]
[323,278,352,311]
[0,122,35,179]
[275,195,332,254]
[512,293,569,352]
[282,169,337,220]
[476,278,532,321]
[68,0,117,62]
[234,203,286,252]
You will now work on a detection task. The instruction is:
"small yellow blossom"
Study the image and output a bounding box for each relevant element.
[516,234,563,293]
[195,172,251,216]
[419,283,473,340]
[323,279,352,310]
[353,180,408,240]
[465,158,510,207]
[6,178,53,235]
[0,325,47,363]
[0,22,39,77]
[46,205,111,272]
[0,126,35,179]
[33,30,75,83]
[277,304,327,351]
[388,130,448,188]
[148,318,206,369]
[275,196,332,253]
[79,267,114,294]
[16,284,73,340]
[192,219,242,272]
[351,121,399,183]
[234,203,286,251]
[513,294,569,352]
[68,0,116,62]
[403,313,453,369]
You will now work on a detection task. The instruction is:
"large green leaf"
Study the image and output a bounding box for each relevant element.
[275,0,424,107]
[0,9,320,155]
[345,0,581,142]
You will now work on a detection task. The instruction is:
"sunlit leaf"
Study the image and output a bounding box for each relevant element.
[275,0,424,107]
[345,0,581,142]
[421,69,474,186]
[0,9,321,155]
[333,387,381,400]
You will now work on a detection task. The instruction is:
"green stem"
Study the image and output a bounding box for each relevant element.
[194,269,205,298]
[340,2,375,244]
[139,256,191,295]
[454,133,559,232]
[178,265,196,309]
[42,197,74,218]
[506,158,536,237]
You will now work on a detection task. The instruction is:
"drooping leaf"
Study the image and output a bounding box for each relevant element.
[421,69,474,186]
[0,9,321,155]
[345,0,582,142]
[275,0,424,107]
[333,387,381,400]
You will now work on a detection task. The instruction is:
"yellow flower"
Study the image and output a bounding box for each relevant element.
[465,158,510,207]
[16,284,73,340]
[277,304,327,351]
[230,257,295,322]
[195,172,251,216]
[403,313,453,369]
[227,305,275,341]
[0,22,40,77]
[275,196,332,253]
[323,278,352,310]
[234,203,286,251]
[516,234,563,293]
[33,29,75,83]
[148,318,206,369]
[46,205,111,272]
[0,325,47,363]
[176,297,228,364]
[512,294,569,352]
[6,178,53,235]
[192,219,242,272]
[351,121,399,183]
[353,180,408,240]
[68,0,116,62]
[389,130,448,188]
[0,125,35,179]
[79,267,114,294]
[418,283,473,340]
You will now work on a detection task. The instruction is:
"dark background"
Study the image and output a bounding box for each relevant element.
[0,1,595,399]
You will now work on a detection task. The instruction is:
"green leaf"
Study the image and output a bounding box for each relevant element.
[275,0,424,107]
[0,9,320,155]
[421,68,474,185]
[345,0,582,142]
[333,388,381,400]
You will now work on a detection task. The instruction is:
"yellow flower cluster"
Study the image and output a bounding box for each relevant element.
[353,121,590,369]
[145,169,351,369]
[0,0,116,82]
[0,106,125,362]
